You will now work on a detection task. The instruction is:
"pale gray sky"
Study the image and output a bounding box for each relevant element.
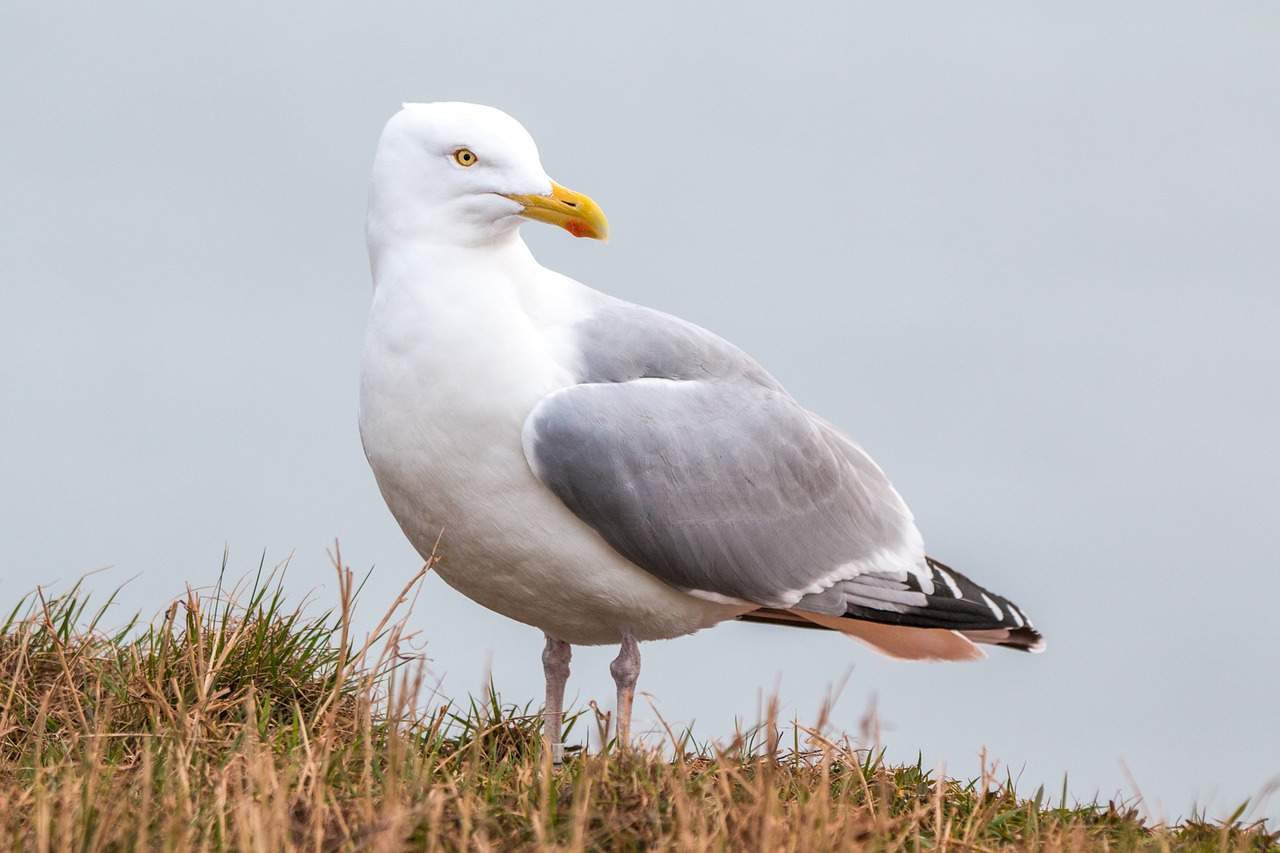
[3,2,1278,823]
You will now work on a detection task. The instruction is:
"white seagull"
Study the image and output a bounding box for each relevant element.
[359,102,1044,764]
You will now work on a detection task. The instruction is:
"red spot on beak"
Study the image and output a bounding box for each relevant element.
[565,220,591,239]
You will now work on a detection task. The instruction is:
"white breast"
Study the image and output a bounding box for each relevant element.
[358,240,747,645]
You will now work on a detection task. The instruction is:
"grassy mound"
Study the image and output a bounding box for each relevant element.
[0,558,1273,851]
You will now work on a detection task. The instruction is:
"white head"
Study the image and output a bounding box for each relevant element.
[367,102,607,252]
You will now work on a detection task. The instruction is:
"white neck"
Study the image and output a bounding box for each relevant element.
[367,222,541,295]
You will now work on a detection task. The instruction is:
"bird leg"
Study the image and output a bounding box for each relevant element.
[609,631,641,752]
[541,634,572,768]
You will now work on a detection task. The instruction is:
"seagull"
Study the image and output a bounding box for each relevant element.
[359,102,1044,764]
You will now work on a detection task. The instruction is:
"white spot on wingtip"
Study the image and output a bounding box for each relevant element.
[935,567,963,599]
[911,565,936,596]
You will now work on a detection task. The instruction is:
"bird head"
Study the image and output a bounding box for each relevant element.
[367,102,608,248]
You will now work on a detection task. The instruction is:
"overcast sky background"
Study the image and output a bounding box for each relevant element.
[3,3,1277,824]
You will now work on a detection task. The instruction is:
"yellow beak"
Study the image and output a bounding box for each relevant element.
[503,181,609,241]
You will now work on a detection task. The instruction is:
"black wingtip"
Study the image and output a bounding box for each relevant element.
[995,625,1047,653]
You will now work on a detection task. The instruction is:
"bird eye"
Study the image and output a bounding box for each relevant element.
[453,148,477,167]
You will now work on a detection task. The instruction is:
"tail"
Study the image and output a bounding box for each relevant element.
[737,557,1045,662]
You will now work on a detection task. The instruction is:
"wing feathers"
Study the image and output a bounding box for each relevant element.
[526,303,1044,659]
[799,557,1045,653]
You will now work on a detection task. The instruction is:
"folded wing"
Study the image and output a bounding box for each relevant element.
[522,303,1043,660]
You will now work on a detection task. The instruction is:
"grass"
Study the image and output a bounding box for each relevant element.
[0,554,1274,852]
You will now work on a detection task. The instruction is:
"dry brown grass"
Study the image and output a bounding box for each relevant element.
[0,553,1274,852]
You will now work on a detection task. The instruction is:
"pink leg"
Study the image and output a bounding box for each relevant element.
[609,631,641,751]
[542,634,572,767]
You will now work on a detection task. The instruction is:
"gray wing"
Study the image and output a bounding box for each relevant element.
[523,303,1044,654]
[522,303,927,610]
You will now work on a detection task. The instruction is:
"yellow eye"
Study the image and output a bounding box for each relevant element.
[453,148,477,167]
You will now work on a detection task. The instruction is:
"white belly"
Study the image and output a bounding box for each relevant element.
[358,272,746,646]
